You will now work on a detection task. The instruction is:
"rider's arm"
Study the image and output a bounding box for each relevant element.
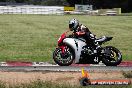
[75,25,88,36]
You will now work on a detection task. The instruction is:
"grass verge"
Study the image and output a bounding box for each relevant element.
[0,80,131,88]
[0,15,131,62]
[123,71,132,78]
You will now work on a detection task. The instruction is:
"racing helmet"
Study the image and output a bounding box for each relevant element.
[69,19,79,31]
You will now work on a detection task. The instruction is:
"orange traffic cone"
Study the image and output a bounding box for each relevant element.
[80,68,91,86]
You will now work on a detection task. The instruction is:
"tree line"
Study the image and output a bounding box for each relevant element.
[0,0,131,12]
[0,0,68,5]
[67,0,131,12]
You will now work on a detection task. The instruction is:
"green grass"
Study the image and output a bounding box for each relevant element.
[120,13,132,16]
[0,80,131,88]
[123,71,132,78]
[0,15,131,62]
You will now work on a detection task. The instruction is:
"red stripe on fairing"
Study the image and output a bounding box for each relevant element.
[6,61,32,66]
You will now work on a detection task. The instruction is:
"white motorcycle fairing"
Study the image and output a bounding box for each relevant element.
[63,38,87,63]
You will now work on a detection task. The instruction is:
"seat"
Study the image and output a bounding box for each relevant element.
[96,36,106,42]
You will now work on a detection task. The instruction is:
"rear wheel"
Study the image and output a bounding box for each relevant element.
[102,46,122,66]
[53,46,74,66]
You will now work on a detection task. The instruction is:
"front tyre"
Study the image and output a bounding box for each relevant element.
[102,46,122,66]
[53,46,74,66]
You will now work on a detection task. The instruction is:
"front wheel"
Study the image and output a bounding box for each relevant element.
[53,46,74,66]
[102,46,122,66]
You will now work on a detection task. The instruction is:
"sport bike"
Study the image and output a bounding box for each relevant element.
[53,31,122,66]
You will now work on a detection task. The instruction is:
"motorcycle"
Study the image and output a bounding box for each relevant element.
[53,31,122,66]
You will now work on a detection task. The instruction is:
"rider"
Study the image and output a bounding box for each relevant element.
[68,19,99,54]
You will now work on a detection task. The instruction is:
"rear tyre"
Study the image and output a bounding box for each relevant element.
[53,46,74,66]
[102,46,122,66]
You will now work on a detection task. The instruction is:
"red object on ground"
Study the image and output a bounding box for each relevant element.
[6,61,32,66]
[71,61,132,67]
[118,61,132,66]
[4,61,132,66]
[71,64,90,66]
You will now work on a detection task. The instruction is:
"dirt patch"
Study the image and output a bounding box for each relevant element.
[0,71,131,86]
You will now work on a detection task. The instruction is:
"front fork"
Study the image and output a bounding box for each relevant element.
[58,45,71,59]
[59,46,66,54]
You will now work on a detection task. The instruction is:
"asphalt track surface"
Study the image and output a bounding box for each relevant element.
[0,66,131,72]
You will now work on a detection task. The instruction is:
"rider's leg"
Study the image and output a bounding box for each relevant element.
[85,33,100,62]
